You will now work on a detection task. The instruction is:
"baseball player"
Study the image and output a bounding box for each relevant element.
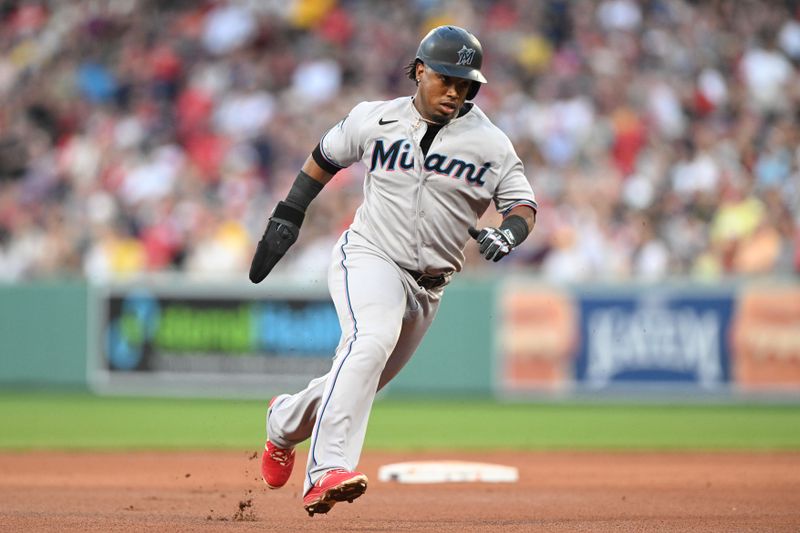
[250,25,537,516]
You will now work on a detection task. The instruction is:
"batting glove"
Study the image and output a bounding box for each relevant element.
[468,226,515,262]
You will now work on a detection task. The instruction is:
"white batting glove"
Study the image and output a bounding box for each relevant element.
[468,226,515,262]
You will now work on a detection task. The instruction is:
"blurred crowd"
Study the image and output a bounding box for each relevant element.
[0,0,798,283]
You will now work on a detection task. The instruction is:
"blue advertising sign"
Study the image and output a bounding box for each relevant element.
[575,291,735,389]
[94,284,343,397]
[105,290,341,372]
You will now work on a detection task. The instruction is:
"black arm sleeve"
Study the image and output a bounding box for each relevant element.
[284,170,324,212]
[499,214,530,247]
[312,144,344,175]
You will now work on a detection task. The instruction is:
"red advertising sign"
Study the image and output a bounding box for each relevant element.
[500,286,576,391]
[731,286,800,390]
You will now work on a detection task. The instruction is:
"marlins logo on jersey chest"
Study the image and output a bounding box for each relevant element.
[369,138,493,186]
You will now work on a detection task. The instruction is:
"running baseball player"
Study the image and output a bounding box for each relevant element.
[250,25,537,516]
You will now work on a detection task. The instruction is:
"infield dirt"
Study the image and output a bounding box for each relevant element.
[0,451,798,532]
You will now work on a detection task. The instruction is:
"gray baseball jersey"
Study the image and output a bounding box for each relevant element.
[267,96,537,495]
[319,96,537,274]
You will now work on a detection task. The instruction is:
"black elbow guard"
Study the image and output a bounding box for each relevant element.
[249,201,305,283]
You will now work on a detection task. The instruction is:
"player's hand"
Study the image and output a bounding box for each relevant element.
[468,226,514,262]
[249,202,304,283]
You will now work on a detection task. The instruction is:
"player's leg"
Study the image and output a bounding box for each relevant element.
[261,315,349,490]
[265,376,326,449]
[303,231,407,494]
[267,244,404,451]
[376,287,440,392]
[270,286,440,464]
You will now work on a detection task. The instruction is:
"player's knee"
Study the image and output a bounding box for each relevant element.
[350,333,398,370]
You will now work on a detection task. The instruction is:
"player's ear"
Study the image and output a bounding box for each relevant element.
[415,61,425,83]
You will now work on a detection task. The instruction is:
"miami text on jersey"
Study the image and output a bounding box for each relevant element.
[370,139,491,186]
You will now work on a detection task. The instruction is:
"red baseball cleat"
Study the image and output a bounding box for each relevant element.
[261,397,295,489]
[303,469,368,516]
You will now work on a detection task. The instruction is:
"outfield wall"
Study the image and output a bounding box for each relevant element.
[0,281,89,387]
[1,278,798,399]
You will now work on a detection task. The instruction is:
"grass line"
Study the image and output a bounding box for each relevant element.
[1,393,798,451]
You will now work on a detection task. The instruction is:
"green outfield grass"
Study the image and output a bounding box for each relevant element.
[0,392,798,451]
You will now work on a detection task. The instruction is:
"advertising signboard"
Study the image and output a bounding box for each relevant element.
[92,283,340,396]
[498,283,738,394]
[731,285,800,390]
[575,290,734,389]
[499,285,576,391]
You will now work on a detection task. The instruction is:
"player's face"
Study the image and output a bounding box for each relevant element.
[414,63,472,124]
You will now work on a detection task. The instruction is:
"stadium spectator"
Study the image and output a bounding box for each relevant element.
[0,0,797,283]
